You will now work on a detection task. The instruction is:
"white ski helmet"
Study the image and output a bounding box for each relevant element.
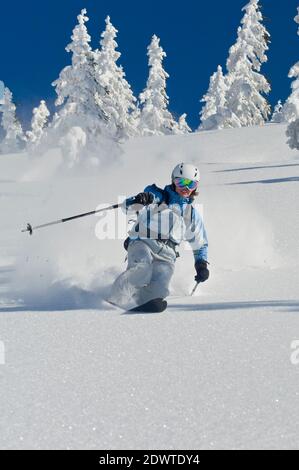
[171,163,200,182]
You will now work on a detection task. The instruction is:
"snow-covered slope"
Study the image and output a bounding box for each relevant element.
[0,123,299,449]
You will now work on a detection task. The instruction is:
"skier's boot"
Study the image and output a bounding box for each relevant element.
[129,298,167,313]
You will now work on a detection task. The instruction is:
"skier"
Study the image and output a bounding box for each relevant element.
[107,163,209,312]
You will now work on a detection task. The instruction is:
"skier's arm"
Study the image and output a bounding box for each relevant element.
[187,208,209,282]
[121,184,164,213]
[187,207,209,263]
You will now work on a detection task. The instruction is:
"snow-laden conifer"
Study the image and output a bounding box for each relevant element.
[225,0,271,127]
[286,8,299,149]
[271,100,286,123]
[93,16,139,140]
[177,113,191,133]
[199,66,240,130]
[26,100,50,147]
[52,9,107,137]
[200,66,227,123]
[51,9,120,166]
[139,35,177,136]
[0,87,24,153]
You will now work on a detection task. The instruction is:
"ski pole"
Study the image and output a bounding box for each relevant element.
[21,202,121,236]
[190,282,200,296]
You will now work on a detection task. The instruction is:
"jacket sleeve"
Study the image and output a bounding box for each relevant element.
[186,207,208,263]
[121,184,164,214]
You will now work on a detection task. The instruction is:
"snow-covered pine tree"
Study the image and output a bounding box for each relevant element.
[200,66,227,126]
[26,100,50,147]
[52,9,108,141]
[50,9,124,167]
[225,0,271,127]
[0,87,24,153]
[0,81,4,105]
[286,7,299,149]
[271,100,285,123]
[93,16,139,140]
[177,113,191,133]
[139,35,178,136]
[199,65,239,130]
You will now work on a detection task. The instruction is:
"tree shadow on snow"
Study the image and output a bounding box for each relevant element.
[227,177,299,185]
[169,300,299,313]
[214,163,299,173]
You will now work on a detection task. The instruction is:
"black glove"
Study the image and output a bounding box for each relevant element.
[123,236,130,251]
[195,260,209,283]
[134,192,154,205]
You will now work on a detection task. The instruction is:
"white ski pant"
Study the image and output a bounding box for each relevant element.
[108,239,176,310]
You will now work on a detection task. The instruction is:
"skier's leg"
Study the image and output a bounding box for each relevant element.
[107,240,153,309]
[133,258,175,307]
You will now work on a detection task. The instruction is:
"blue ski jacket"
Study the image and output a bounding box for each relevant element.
[124,183,208,263]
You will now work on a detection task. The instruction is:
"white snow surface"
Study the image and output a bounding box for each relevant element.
[0,123,299,449]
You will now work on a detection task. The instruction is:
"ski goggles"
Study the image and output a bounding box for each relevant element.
[173,177,198,190]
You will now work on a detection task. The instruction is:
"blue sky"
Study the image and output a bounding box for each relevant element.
[1,0,299,130]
